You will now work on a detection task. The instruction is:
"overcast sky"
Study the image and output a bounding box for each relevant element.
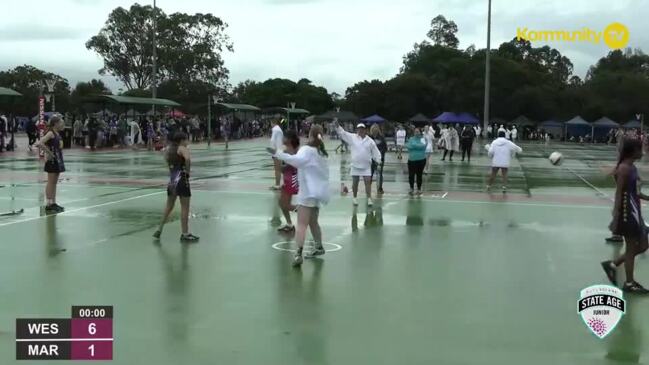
[1,0,647,94]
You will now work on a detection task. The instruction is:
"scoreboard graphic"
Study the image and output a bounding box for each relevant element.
[16,306,113,361]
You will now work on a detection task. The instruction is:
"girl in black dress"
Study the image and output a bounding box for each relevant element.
[35,116,66,213]
[153,132,199,242]
[602,138,649,293]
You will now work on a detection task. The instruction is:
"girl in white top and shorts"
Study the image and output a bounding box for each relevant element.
[270,124,331,267]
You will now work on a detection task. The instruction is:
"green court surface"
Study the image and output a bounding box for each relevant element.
[1,139,648,364]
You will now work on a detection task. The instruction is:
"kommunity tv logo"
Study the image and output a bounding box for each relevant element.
[517,22,629,49]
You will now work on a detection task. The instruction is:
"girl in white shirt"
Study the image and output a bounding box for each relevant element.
[270,120,284,190]
[486,131,523,192]
[270,124,330,267]
[336,122,381,206]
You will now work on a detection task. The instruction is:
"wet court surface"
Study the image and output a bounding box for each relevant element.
[1,139,648,364]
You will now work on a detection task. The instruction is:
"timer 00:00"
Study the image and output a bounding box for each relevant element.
[78,308,106,318]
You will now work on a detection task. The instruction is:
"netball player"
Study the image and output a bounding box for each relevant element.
[34,115,66,213]
[153,132,199,243]
[602,138,649,293]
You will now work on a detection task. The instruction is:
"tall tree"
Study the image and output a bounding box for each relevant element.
[69,79,112,113]
[233,78,333,114]
[0,65,70,115]
[427,15,459,49]
[86,4,233,90]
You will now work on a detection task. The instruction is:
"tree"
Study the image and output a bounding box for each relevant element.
[233,78,333,114]
[427,15,459,49]
[343,80,389,117]
[69,79,112,113]
[86,4,233,90]
[0,65,70,115]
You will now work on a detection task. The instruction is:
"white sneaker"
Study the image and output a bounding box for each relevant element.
[352,198,359,206]
[367,198,373,206]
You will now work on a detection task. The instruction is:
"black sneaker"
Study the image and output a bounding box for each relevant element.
[292,254,303,267]
[53,204,65,212]
[605,235,624,244]
[601,261,617,285]
[622,281,649,294]
[180,233,200,243]
[306,247,325,258]
[153,230,161,239]
[44,204,60,214]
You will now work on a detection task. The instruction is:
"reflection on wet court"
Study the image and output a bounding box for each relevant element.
[1,139,648,364]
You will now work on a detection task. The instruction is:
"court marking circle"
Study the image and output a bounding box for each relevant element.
[272,240,342,253]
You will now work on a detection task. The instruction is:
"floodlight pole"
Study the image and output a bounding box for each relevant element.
[151,0,158,117]
[482,0,492,136]
[207,94,212,147]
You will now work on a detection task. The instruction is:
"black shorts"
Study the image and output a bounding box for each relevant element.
[167,175,191,197]
[44,160,65,174]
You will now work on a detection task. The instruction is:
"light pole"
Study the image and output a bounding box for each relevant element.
[207,95,220,147]
[151,0,158,117]
[482,0,492,135]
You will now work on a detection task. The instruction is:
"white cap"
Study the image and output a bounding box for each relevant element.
[356,123,366,129]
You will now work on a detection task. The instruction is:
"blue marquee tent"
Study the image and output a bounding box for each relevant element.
[623,120,641,129]
[564,116,591,138]
[360,114,386,124]
[539,120,564,138]
[592,117,619,141]
[433,112,479,125]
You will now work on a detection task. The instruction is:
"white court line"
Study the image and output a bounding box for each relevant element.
[564,166,613,201]
[191,189,608,209]
[0,191,164,227]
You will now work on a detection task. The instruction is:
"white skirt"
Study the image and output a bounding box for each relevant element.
[350,166,372,177]
[297,197,321,208]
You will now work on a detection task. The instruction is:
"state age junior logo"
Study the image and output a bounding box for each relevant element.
[578,285,625,339]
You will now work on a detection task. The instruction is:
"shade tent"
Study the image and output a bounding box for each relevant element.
[218,103,261,112]
[457,113,480,124]
[314,110,359,124]
[539,120,564,138]
[361,114,386,124]
[623,120,641,129]
[510,115,536,127]
[88,95,181,107]
[409,113,431,124]
[433,112,479,125]
[592,117,619,141]
[564,116,591,138]
[263,107,309,115]
[0,86,22,97]
[593,117,619,127]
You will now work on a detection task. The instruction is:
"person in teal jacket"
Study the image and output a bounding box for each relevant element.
[406,128,428,196]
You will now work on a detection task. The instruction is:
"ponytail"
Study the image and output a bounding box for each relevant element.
[308,125,328,157]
